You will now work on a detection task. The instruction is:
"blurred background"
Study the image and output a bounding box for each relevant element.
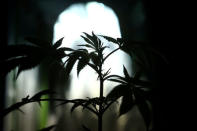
[1,0,180,131]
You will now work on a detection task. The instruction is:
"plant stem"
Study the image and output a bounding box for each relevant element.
[98,113,103,131]
[98,64,104,131]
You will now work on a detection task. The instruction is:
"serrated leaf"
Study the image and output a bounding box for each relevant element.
[137,101,151,131]
[119,89,134,116]
[91,32,100,49]
[55,48,67,58]
[1,57,25,77]
[16,56,43,79]
[107,78,127,84]
[59,47,74,51]
[53,37,64,49]
[82,32,95,45]
[31,89,55,100]
[134,88,151,130]
[2,100,27,116]
[65,55,79,76]
[89,52,100,66]
[77,56,89,76]
[106,84,129,100]
[81,35,94,46]
[100,35,118,44]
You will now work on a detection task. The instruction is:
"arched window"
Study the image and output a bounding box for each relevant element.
[53,1,131,98]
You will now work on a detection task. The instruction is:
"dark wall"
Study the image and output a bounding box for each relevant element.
[0,1,8,130]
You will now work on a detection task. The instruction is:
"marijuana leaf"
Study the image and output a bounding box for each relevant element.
[89,52,100,66]
[77,51,89,76]
[39,125,57,131]
[134,88,151,130]
[106,84,128,100]
[1,37,68,78]
[53,37,64,49]
[100,35,118,44]
[100,35,124,47]
[106,66,152,127]
[31,89,55,100]
[119,89,134,116]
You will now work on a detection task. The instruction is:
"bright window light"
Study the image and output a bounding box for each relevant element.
[53,1,131,98]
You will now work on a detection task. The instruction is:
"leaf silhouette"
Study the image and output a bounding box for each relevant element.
[39,125,56,131]
[53,37,64,49]
[82,32,95,46]
[2,101,26,116]
[16,56,43,78]
[64,55,78,77]
[75,50,89,76]
[107,78,127,85]
[1,41,68,78]
[89,52,100,66]
[59,47,74,52]
[134,88,151,130]
[77,56,89,76]
[1,57,24,76]
[119,89,134,116]
[137,101,151,131]
[82,32,100,50]
[91,32,99,48]
[106,84,128,100]
[81,35,94,46]
[123,65,130,80]
[31,89,55,107]
[100,35,118,44]
[31,89,55,100]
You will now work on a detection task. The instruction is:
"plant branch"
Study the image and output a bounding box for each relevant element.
[103,47,120,63]
[2,98,98,117]
[40,98,99,116]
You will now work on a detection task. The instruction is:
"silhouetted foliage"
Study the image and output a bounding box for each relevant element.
[38,124,57,131]
[1,32,160,131]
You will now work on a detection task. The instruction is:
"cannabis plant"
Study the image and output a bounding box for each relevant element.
[1,32,152,131]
